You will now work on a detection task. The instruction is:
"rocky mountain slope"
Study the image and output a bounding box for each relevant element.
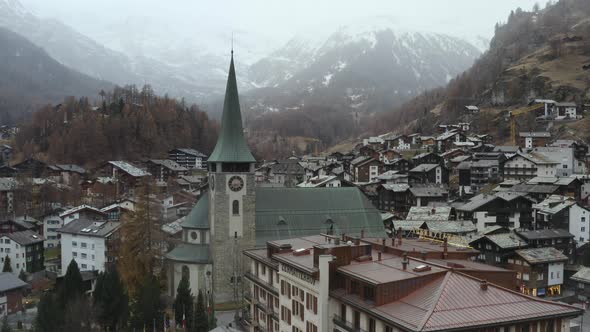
[0,26,111,123]
[245,25,481,115]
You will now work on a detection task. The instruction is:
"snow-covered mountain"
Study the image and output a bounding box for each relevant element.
[0,0,240,100]
[245,25,481,114]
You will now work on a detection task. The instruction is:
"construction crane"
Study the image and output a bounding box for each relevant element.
[508,103,544,145]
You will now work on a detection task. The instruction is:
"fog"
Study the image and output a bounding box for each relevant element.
[21,0,540,61]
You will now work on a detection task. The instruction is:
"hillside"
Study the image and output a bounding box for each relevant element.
[0,26,111,124]
[14,85,218,167]
[374,0,590,141]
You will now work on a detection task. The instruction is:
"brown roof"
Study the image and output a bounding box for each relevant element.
[369,271,580,331]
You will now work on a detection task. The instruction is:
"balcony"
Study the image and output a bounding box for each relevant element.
[244,272,278,296]
[333,315,367,332]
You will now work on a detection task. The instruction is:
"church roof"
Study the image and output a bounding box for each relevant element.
[255,187,384,245]
[165,243,212,264]
[208,54,256,163]
[182,193,209,229]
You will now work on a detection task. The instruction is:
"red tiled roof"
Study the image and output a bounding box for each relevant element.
[373,271,580,331]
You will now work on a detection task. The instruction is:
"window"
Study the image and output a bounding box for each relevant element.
[537,273,544,281]
[232,200,240,216]
[73,252,77,257]
[305,321,318,332]
[16,263,19,269]
[582,227,586,232]
[81,242,87,248]
[81,264,87,269]
[369,318,376,332]
[495,256,501,263]
[72,241,77,247]
[354,311,360,329]
[557,272,560,278]
[523,273,529,281]
[551,272,554,279]
[517,272,522,279]
[81,253,87,259]
[340,303,346,321]
[581,237,585,242]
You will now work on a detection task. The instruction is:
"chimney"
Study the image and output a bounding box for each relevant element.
[402,253,409,270]
[382,238,386,250]
[360,229,365,239]
[398,227,402,245]
[391,237,395,247]
[480,280,488,291]
[378,251,382,261]
[443,238,448,259]
[342,233,346,241]
[431,207,436,215]
[335,238,340,245]
[354,237,360,246]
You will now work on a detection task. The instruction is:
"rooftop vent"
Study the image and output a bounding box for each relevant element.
[480,280,488,291]
[293,248,310,256]
[355,255,372,262]
[413,265,431,272]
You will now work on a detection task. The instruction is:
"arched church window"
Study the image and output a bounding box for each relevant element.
[232,200,240,216]
[182,265,189,280]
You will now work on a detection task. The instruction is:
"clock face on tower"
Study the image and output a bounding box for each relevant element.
[228,176,244,192]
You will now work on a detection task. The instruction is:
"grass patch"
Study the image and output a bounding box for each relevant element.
[44,247,60,260]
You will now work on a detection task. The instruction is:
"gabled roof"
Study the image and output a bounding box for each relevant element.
[255,187,384,245]
[409,164,439,173]
[148,159,187,172]
[108,161,151,177]
[478,233,525,249]
[424,221,476,234]
[409,186,448,198]
[519,132,551,138]
[170,148,207,158]
[571,267,590,283]
[59,204,106,218]
[2,230,44,246]
[515,229,573,240]
[0,273,28,292]
[208,54,256,163]
[57,219,120,238]
[406,206,451,221]
[373,271,580,331]
[515,247,568,264]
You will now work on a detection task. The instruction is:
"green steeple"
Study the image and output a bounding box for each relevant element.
[208,52,256,163]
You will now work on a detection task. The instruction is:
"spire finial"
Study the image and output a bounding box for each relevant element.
[231,32,234,57]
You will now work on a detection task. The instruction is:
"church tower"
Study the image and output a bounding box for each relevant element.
[208,51,256,302]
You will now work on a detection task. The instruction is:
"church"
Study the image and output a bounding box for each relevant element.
[165,52,385,303]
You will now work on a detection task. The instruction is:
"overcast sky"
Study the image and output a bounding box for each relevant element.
[20,0,541,57]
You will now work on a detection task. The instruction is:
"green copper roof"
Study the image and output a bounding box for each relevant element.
[254,187,385,246]
[182,193,209,229]
[208,54,256,163]
[165,243,211,264]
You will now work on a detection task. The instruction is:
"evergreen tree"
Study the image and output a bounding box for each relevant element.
[58,259,85,307]
[35,292,61,332]
[129,276,164,331]
[18,270,26,282]
[94,268,128,331]
[2,256,11,272]
[193,289,208,332]
[173,276,193,329]
[1,315,10,332]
